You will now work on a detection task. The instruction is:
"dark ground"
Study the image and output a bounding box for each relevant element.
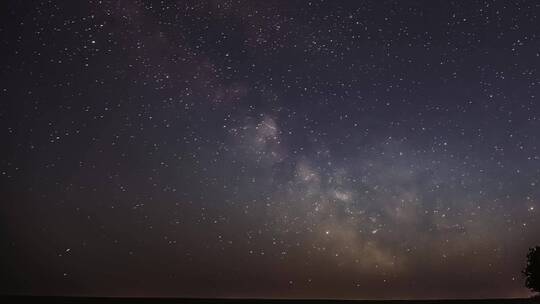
[1,296,538,304]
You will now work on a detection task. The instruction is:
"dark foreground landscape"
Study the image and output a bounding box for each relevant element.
[1,297,538,304]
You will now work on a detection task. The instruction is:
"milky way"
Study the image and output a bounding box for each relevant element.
[1,0,540,299]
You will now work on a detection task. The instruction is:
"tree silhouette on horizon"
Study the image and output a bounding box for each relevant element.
[524,246,540,294]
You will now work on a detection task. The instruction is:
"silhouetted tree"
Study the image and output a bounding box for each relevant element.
[524,246,540,294]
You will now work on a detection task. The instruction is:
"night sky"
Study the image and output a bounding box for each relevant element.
[1,0,540,300]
